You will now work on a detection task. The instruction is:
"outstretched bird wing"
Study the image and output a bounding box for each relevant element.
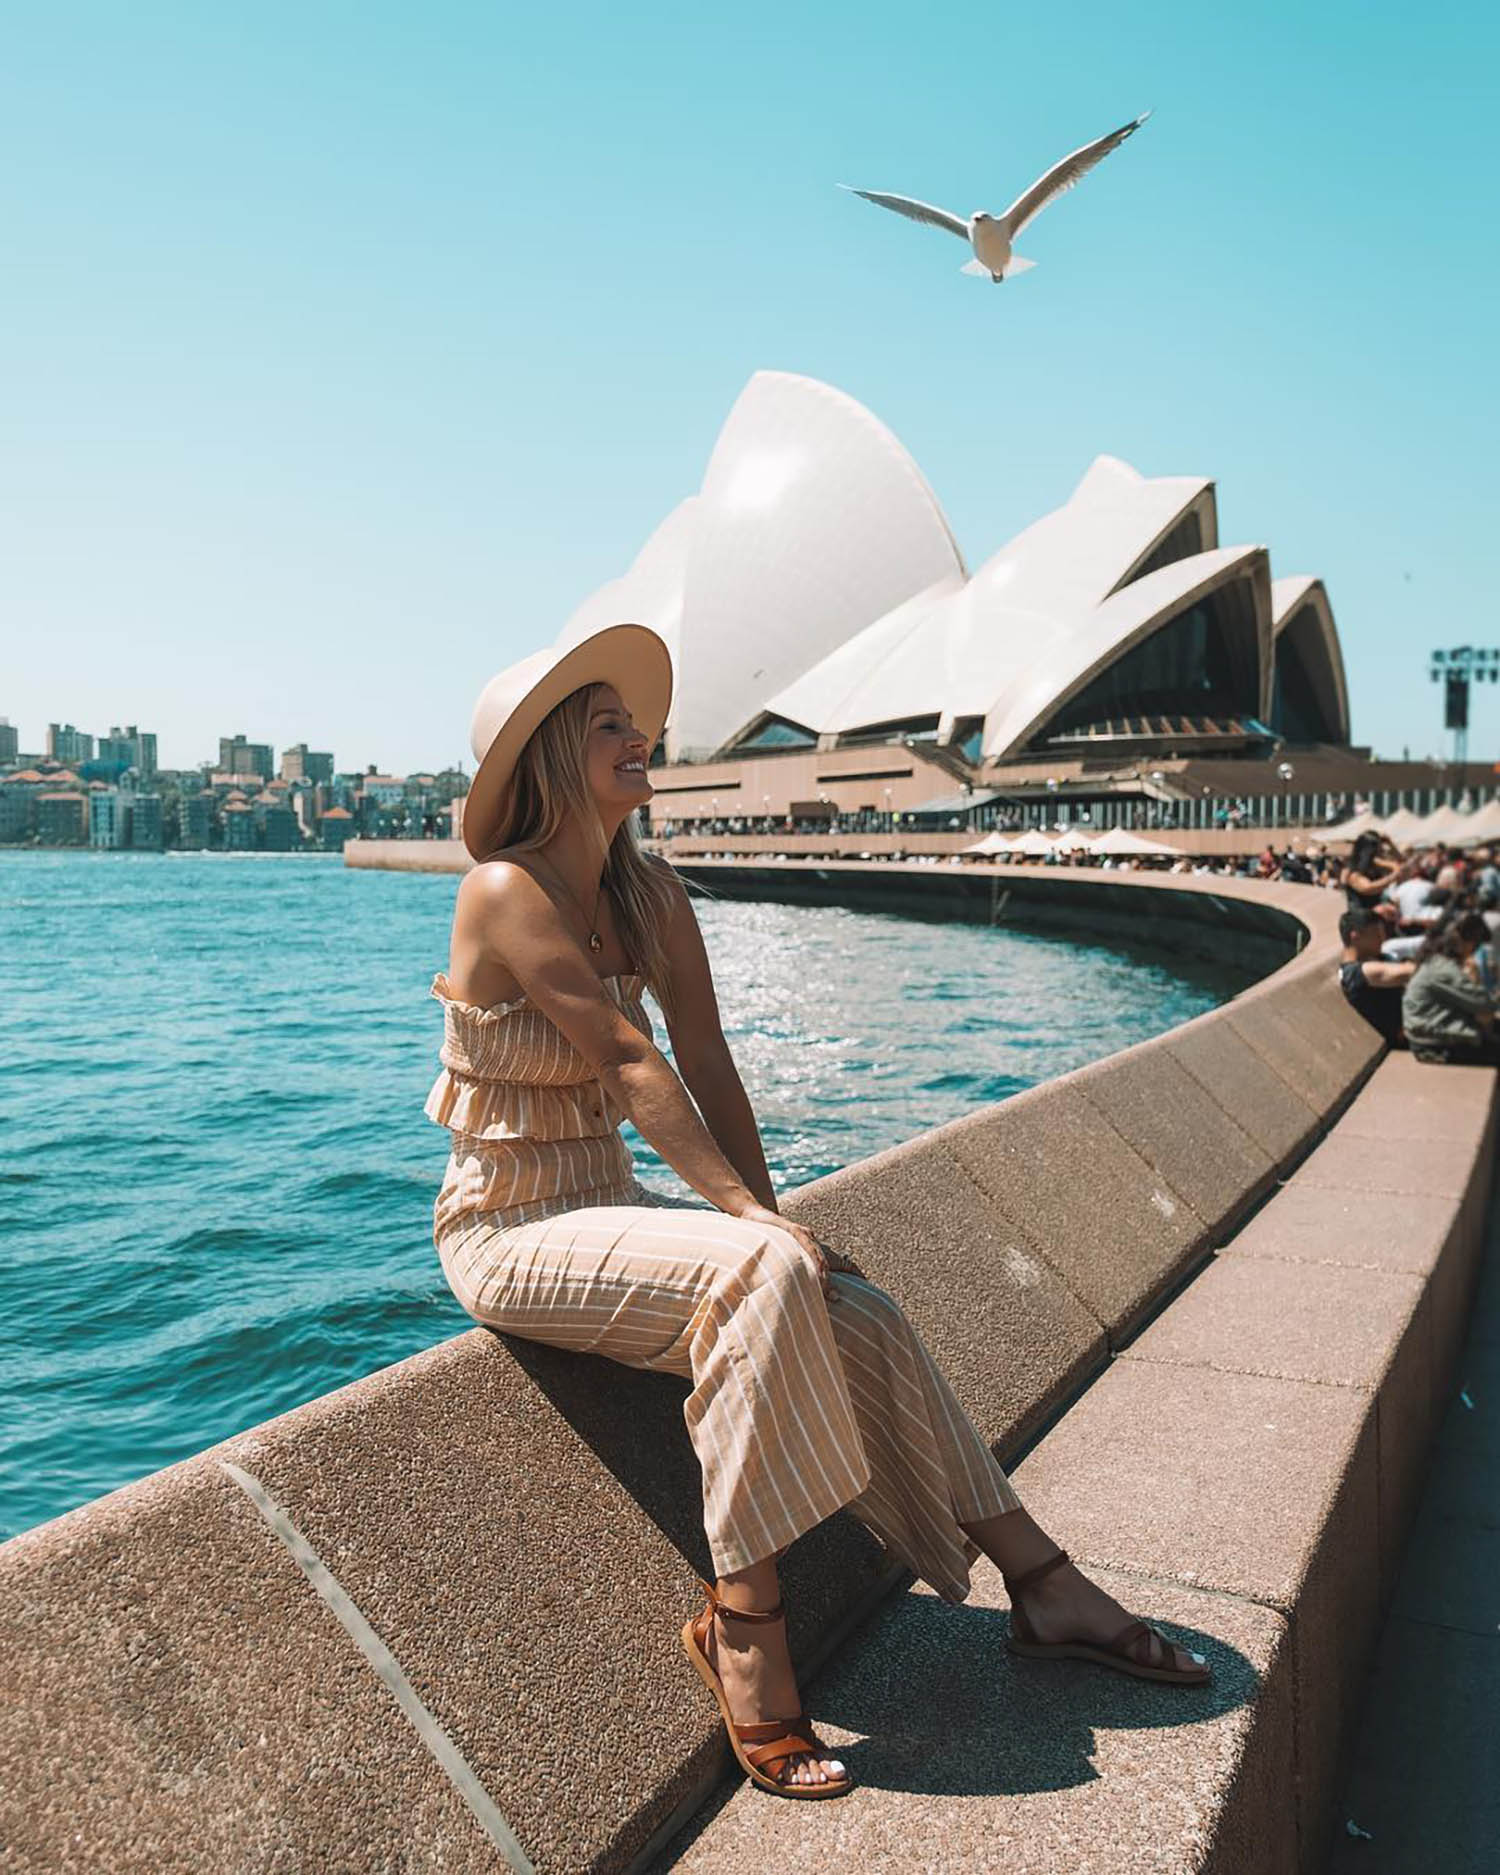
[838,185,970,241]
[998,111,1151,239]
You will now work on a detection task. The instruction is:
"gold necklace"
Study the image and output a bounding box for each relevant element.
[536,851,606,953]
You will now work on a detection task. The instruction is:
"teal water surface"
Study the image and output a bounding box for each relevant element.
[0,850,1248,1539]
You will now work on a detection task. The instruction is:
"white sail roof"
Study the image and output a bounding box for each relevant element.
[564,371,966,762]
[980,542,1273,760]
[557,496,698,677]
[1271,575,1349,743]
[759,453,1222,744]
[558,370,1341,766]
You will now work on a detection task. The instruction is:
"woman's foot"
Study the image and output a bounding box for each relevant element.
[705,1601,847,1788]
[965,1508,1210,1682]
[1009,1551,1209,1680]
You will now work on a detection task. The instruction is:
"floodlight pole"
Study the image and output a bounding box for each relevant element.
[1429,645,1500,772]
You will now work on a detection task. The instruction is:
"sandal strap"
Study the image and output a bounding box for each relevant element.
[699,1579,786,1624]
[1004,1546,1070,1597]
[1106,1618,1166,1666]
[735,1715,810,1745]
[739,1716,826,1777]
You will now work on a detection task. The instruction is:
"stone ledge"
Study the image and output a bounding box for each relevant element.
[666,1053,1495,1874]
[0,870,1422,1874]
[661,1560,1294,1875]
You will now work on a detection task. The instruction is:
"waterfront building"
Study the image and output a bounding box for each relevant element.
[129,794,164,852]
[218,734,275,782]
[360,772,407,809]
[47,723,94,764]
[280,744,334,784]
[222,801,255,849]
[36,792,87,845]
[89,787,131,849]
[0,718,17,766]
[537,369,1446,836]
[260,803,300,851]
[0,775,39,842]
[98,725,158,778]
[179,791,214,849]
[319,804,354,851]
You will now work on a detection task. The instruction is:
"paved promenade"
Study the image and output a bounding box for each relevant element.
[1327,1185,1500,1871]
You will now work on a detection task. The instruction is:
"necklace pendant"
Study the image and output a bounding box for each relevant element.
[589,931,603,953]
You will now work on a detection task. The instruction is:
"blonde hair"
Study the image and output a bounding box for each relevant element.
[481,683,680,1020]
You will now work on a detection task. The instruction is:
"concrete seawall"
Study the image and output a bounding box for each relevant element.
[343,836,1308,973]
[2,862,1488,1873]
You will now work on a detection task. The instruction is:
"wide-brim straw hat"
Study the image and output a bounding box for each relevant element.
[462,623,674,860]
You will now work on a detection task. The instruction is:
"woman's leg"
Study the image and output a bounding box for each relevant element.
[823,1274,1207,1675]
[821,1273,1020,1602]
[442,1202,874,1571]
[440,1201,865,1784]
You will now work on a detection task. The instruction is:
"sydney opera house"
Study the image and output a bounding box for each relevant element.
[554,371,1441,836]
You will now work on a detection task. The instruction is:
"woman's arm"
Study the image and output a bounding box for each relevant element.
[452,862,759,1215]
[654,867,778,1212]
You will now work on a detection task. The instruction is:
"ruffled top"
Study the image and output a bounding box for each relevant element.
[424,970,653,1143]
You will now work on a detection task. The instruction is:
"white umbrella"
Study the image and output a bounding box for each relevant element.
[840,112,1151,285]
[1380,807,1429,845]
[1052,828,1098,854]
[1322,809,1381,841]
[962,829,1018,854]
[1090,827,1185,857]
[1008,828,1062,857]
[1459,799,1500,846]
[1418,805,1489,846]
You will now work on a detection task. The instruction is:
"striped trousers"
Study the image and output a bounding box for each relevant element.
[438,1188,1021,1600]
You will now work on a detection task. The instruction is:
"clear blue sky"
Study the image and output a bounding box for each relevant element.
[2,0,1496,775]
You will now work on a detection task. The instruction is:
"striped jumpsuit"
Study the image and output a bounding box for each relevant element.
[427,969,1020,1599]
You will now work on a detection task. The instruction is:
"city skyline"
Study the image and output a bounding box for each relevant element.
[0,714,465,786]
[3,1,1495,774]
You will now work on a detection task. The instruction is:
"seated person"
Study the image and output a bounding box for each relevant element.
[1339,908,1415,1044]
[1390,865,1442,929]
[1344,831,1416,911]
[1402,913,1500,1064]
[1381,887,1450,962]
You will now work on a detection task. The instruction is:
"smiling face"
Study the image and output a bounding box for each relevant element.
[584,683,652,808]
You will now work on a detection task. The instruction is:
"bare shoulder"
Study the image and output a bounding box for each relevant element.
[457,852,544,911]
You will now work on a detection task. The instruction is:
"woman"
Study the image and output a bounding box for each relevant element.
[1343,830,1412,913]
[428,625,1210,1802]
[1402,911,1500,1063]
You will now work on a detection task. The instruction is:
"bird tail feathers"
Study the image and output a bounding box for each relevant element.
[960,259,990,277]
[1003,254,1037,277]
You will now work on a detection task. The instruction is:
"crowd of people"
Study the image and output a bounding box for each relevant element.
[1337,832,1500,1063]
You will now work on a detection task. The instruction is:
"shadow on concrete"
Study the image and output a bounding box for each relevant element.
[792,1599,1246,1799]
[654,1591,1255,1868]
[501,1333,716,1576]
[497,1331,895,1665]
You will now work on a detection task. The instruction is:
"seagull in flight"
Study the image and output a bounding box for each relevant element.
[841,112,1151,284]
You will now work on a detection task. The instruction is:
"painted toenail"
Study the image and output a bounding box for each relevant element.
[1190,1651,1206,1665]
[827,1759,846,1775]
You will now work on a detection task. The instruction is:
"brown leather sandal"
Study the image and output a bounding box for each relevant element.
[1004,1548,1212,1686]
[681,1580,854,1799]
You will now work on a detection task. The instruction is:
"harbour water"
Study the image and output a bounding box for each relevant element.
[0,849,1250,1540]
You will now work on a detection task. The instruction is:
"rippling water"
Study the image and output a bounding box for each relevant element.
[0,850,1247,1539]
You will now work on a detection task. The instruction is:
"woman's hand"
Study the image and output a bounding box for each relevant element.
[729,1201,866,1296]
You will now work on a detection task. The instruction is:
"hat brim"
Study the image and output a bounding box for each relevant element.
[461,623,674,861]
